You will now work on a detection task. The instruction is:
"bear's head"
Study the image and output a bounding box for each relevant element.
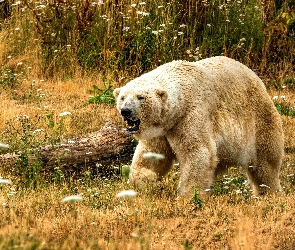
[114,79,169,139]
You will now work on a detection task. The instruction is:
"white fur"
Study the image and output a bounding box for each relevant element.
[114,56,284,196]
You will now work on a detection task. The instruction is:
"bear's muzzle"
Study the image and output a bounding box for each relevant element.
[120,108,140,133]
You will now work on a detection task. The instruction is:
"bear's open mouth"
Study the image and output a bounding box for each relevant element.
[124,118,140,133]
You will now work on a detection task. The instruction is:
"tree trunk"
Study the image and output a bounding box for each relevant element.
[0,123,136,177]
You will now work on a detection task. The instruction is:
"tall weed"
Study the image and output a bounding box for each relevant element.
[0,0,293,81]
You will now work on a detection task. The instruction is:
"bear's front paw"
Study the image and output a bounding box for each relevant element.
[129,167,158,187]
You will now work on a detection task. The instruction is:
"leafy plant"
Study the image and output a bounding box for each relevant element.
[88,78,115,105]
[211,167,249,197]
[52,166,65,185]
[190,186,203,209]
[287,174,295,185]
[5,115,46,188]
[282,11,295,33]
[284,77,295,88]
[275,102,295,117]
[0,68,20,87]
[3,0,293,80]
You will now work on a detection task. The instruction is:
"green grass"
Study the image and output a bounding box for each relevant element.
[0,0,295,249]
[1,0,294,81]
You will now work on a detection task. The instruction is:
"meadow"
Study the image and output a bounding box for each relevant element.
[0,0,295,249]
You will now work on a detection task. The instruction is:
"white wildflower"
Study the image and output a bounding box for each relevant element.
[272,96,278,100]
[12,1,21,6]
[61,195,83,203]
[59,111,71,117]
[131,4,136,7]
[116,190,137,198]
[32,129,44,134]
[0,179,12,185]
[143,152,165,160]
[131,232,139,238]
[259,184,270,188]
[251,195,260,200]
[0,142,9,149]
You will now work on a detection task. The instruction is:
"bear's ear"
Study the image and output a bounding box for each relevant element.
[113,88,121,99]
[155,89,167,102]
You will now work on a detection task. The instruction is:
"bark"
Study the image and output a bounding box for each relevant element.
[0,123,136,177]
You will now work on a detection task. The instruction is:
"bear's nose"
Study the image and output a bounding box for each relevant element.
[121,108,132,118]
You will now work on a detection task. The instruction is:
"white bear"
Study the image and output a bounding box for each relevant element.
[114,56,284,196]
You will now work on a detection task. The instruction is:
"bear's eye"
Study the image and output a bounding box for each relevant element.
[121,96,125,101]
[137,95,145,101]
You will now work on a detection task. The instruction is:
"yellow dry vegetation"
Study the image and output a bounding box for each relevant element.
[1,72,295,249]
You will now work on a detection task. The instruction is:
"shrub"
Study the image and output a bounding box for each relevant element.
[0,0,293,81]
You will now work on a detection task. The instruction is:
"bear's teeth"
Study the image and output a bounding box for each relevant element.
[125,119,140,133]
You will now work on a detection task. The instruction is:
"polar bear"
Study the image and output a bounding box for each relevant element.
[113,56,284,196]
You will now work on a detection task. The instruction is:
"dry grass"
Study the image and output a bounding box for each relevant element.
[1,72,295,249]
[1,176,295,249]
[0,1,294,248]
[0,77,122,137]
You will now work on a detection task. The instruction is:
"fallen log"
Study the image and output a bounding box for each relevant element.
[0,123,136,177]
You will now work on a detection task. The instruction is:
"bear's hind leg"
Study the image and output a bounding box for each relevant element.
[249,115,284,194]
[246,159,281,195]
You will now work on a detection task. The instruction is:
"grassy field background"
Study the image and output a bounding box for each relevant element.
[0,0,295,249]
